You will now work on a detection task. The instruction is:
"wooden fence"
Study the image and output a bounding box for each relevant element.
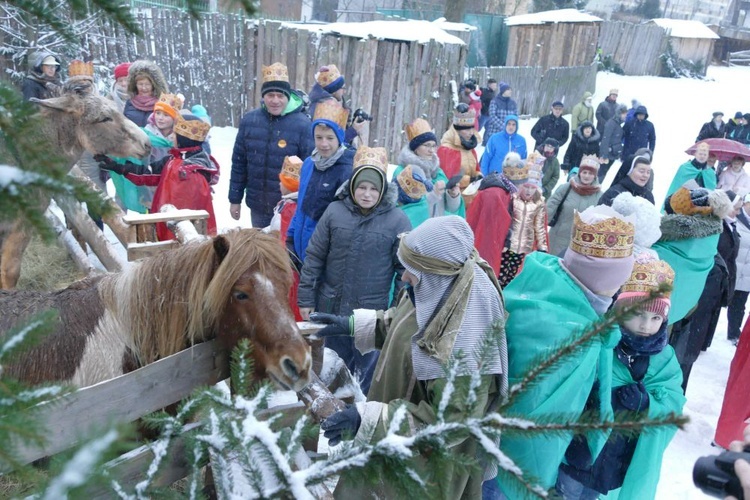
[598,21,668,76]
[467,63,598,118]
[1,11,467,159]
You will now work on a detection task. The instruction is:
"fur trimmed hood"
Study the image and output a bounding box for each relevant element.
[397,145,440,180]
[658,213,723,242]
[126,60,169,98]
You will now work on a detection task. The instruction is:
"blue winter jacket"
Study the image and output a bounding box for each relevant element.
[480,115,528,176]
[287,148,355,263]
[229,94,314,215]
[622,106,656,159]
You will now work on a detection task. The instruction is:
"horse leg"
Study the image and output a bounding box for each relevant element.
[1,221,31,290]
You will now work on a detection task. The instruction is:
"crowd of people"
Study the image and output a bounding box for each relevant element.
[22,53,750,498]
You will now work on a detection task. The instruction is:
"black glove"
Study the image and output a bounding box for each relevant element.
[560,163,570,172]
[615,381,649,412]
[309,312,352,337]
[321,404,361,446]
[285,236,302,274]
[446,174,464,190]
[94,154,126,176]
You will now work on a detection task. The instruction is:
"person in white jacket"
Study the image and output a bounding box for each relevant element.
[718,156,750,198]
[727,193,750,344]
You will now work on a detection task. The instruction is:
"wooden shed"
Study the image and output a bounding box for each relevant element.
[505,9,602,71]
[649,18,719,75]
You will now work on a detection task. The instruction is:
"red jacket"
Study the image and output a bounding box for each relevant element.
[467,184,513,276]
[715,318,750,447]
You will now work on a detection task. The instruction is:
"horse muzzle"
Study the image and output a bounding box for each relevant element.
[268,354,312,392]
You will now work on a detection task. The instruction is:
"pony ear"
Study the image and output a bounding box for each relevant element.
[213,235,230,264]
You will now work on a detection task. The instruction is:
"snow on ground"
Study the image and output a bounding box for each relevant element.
[204,65,750,498]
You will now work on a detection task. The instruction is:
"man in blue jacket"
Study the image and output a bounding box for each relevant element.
[480,114,527,175]
[229,62,314,227]
[622,105,656,160]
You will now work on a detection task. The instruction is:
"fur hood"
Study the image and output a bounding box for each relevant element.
[26,50,62,82]
[126,60,169,98]
[398,145,440,180]
[658,213,723,242]
[611,192,662,249]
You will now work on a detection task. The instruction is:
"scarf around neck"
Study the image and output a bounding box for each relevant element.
[617,326,668,356]
[570,176,601,196]
[130,94,158,112]
[312,145,346,172]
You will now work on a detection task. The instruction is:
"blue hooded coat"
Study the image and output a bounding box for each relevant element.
[480,115,528,176]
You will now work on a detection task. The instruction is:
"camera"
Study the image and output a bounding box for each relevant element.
[353,108,373,123]
[693,450,750,499]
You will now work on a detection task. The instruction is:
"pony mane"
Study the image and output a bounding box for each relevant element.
[98,229,292,365]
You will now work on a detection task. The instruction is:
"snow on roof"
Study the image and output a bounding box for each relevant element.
[505,9,602,26]
[430,18,477,33]
[650,18,720,39]
[286,19,466,45]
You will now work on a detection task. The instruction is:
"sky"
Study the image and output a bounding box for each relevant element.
[180,64,750,498]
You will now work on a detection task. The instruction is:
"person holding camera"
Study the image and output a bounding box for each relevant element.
[555,254,685,500]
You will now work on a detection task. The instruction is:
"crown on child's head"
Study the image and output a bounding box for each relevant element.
[620,255,675,297]
[397,165,428,200]
[174,116,210,142]
[67,59,94,78]
[281,155,303,180]
[353,146,388,172]
[316,65,342,88]
[570,209,635,259]
[312,99,349,130]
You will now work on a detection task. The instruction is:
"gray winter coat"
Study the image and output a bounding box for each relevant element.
[546,177,602,256]
[599,114,625,161]
[297,187,411,315]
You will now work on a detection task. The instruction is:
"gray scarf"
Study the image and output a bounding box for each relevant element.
[312,145,347,172]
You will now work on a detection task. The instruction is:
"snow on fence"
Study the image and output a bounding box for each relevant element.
[10,12,467,159]
[466,63,598,118]
[598,21,668,76]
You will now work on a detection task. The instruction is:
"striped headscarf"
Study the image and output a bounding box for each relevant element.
[398,216,508,392]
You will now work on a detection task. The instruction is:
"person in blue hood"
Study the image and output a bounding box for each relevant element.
[480,114,528,176]
[622,105,656,160]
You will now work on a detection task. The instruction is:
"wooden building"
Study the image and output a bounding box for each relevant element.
[650,18,719,75]
[504,9,602,71]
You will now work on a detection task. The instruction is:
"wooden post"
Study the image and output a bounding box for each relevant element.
[44,209,96,276]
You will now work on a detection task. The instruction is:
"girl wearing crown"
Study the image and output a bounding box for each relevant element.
[396,118,465,218]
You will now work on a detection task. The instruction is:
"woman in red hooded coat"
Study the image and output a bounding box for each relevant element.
[714,318,750,448]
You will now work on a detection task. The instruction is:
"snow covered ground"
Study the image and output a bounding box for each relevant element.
[202,64,750,498]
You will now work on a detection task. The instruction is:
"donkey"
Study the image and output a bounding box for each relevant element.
[0,229,312,392]
[0,77,150,289]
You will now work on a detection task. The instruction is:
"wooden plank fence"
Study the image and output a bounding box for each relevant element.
[467,63,598,118]
[1,12,467,159]
[598,21,668,76]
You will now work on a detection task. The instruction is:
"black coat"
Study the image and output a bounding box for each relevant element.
[229,97,314,216]
[622,107,656,158]
[696,120,727,141]
[719,219,741,305]
[530,113,570,148]
[480,87,496,116]
[123,100,152,128]
[21,52,62,101]
[595,98,618,135]
[598,176,655,207]
[297,190,411,315]
[563,123,601,169]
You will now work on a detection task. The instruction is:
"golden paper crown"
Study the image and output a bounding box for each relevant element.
[312,99,349,130]
[569,212,635,258]
[316,65,342,88]
[524,152,544,186]
[159,93,184,110]
[453,107,475,127]
[262,62,289,84]
[397,165,428,200]
[503,163,529,182]
[174,116,211,142]
[405,118,433,142]
[579,154,601,172]
[620,257,675,297]
[68,60,94,77]
[669,187,713,216]
[353,146,388,172]
[281,155,303,180]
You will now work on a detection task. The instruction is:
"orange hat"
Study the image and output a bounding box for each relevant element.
[153,93,184,120]
[279,155,303,192]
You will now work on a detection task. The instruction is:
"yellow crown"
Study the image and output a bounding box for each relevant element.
[316,64,342,88]
[397,165,428,200]
[503,163,529,181]
[405,118,433,142]
[312,99,349,130]
[262,62,289,84]
[570,211,635,258]
[620,258,675,297]
[68,60,94,77]
[579,154,601,172]
[174,116,211,142]
[281,155,303,180]
[353,146,388,172]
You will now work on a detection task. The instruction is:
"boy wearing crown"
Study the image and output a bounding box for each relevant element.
[497,205,636,495]
[287,99,355,266]
[308,64,364,146]
[229,62,313,228]
[556,254,685,499]
[298,147,410,394]
[97,114,219,241]
[498,152,549,287]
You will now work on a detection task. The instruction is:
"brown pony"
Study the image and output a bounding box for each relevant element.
[0,229,312,392]
[0,77,151,290]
